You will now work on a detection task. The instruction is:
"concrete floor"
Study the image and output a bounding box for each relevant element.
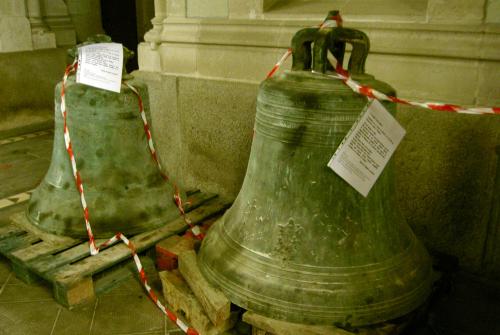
[1,125,500,335]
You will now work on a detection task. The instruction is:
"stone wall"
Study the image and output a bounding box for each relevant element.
[0,0,104,132]
[137,0,500,279]
[0,48,66,132]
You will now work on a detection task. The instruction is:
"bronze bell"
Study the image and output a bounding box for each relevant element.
[198,19,433,326]
[26,41,183,238]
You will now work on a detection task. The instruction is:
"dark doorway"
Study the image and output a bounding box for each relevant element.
[100,0,138,72]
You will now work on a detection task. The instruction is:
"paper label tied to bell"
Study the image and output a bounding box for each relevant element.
[76,43,123,93]
[328,99,406,197]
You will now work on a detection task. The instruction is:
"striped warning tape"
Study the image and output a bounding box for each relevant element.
[0,130,52,146]
[0,190,34,210]
[124,83,203,240]
[267,29,500,116]
[61,61,200,335]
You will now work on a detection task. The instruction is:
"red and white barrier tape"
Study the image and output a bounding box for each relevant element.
[61,61,200,335]
[123,82,204,239]
[324,71,500,116]
[266,16,499,116]
[266,48,292,79]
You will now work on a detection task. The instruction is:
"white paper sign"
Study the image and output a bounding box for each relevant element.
[328,99,406,197]
[76,43,123,93]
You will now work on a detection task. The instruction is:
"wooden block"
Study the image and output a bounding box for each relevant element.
[50,197,231,289]
[11,259,40,284]
[178,250,231,326]
[160,270,237,335]
[243,312,405,335]
[0,224,25,241]
[156,235,195,271]
[53,276,95,308]
[243,312,350,335]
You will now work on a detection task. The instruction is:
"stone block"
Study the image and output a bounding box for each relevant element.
[159,43,197,74]
[0,0,27,16]
[427,0,486,24]
[0,48,66,131]
[131,71,186,186]
[177,75,258,196]
[0,17,33,52]
[196,44,289,82]
[477,61,500,106]
[31,30,57,50]
[228,0,263,19]
[168,0,187,18]
[138,42,162,72]
[482,145,500,280]
[486,0,500,23]
[366,53,479,104]
[395,105,500,274]
[187,0,229,18]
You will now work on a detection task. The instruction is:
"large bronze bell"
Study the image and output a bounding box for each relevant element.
[198,21,433,326]
[26,42,183,238]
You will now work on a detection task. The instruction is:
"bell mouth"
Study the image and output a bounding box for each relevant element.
[199,215,433,327]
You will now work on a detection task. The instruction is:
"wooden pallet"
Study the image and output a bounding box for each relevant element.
[0,190,231,308]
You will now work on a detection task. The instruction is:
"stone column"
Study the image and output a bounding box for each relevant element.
[0,0,33,52]
[144,0,166,49]
[427,0,486,23]
[65,0,104,42]
[42,0,76,47]
[27,0,57,49]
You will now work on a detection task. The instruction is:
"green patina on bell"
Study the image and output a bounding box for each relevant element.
[198,13,432,327]
[26,36,184,238]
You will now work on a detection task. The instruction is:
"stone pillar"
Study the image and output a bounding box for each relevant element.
[27,0,57,49]
[0,1,33,52]
[427,0,486,23]
[65,0,104,42]
[144,0,166,48]
[42,0,76,47]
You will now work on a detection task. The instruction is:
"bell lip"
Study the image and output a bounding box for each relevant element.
[198,215,434,326]
[24,205,181,239]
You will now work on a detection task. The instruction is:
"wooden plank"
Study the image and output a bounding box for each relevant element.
[9,239,81,284]
[184,191,217,212]
[159,270,237,335]
[51,197,231,289]
[178,250,231,326]
[243,312,350,335]
[185,188,200,197]
[94,257,155,296]
[242,312,406,335]
[0,224,25,241]
[156,235,196,271]
[11,259,39,284]
[0,233,40,254]
[27,239,108,279]
[10,239,81,264]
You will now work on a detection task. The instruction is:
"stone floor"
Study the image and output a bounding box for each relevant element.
[1,125,500,335]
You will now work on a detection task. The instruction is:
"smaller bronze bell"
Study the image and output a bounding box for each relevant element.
[26,38,184,238]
